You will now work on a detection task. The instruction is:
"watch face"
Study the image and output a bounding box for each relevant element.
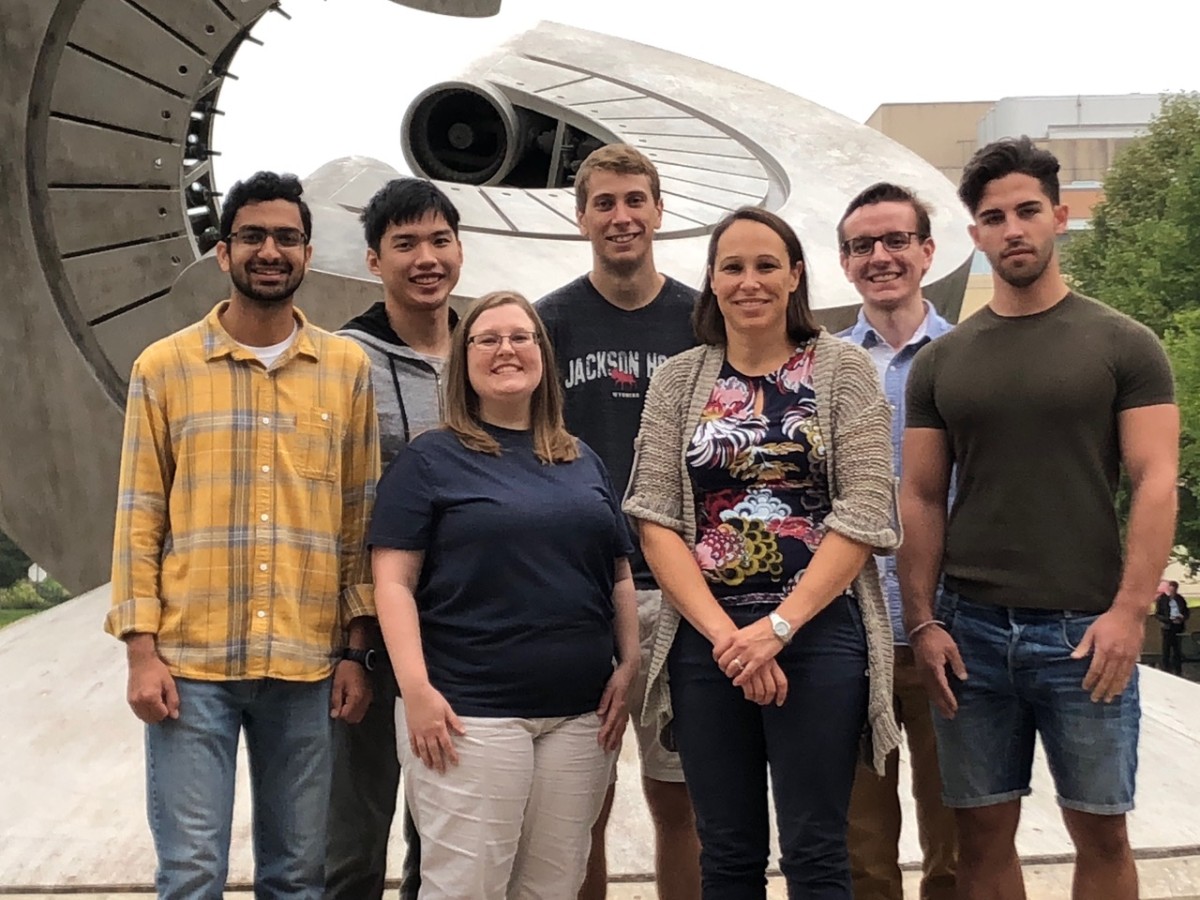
[772,615,789,637]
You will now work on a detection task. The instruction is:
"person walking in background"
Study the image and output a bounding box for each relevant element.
[370,291,639,900]
[625,206,900,898]
[1156,580,1190,675]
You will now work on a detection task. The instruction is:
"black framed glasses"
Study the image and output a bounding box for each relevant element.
[841,231,926,257]
[225,227,308,249]
[466,331,540,351]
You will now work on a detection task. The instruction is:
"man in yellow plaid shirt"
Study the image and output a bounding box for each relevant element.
[105,171,381,900]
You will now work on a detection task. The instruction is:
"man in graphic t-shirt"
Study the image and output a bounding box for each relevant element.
[536,144,700,900]
[899,137,1178,900]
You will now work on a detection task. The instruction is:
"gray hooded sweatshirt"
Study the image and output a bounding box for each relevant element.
[337,302,457,466]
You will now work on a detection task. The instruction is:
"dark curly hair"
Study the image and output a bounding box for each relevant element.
[219,171,312,241]
[958,137,1060,216]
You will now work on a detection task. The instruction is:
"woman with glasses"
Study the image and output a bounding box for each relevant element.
[624,207,901,898]
[369,291,639,900]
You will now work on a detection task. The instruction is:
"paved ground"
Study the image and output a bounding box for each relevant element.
[5,857,1200,899]
[6,857,1200,898]
[6,592,1200,897]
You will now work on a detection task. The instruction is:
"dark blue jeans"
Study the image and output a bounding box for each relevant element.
[668,596,868,900]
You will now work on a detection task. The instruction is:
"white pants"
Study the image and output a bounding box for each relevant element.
[400,711,614,900]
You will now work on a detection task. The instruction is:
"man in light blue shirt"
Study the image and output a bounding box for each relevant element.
[836,182,955,900]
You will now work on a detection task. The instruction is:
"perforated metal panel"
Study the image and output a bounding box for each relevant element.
[49,188,186,254]
[70,0,211,94]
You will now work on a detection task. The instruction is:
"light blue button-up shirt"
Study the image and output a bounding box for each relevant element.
[838,300,953,645]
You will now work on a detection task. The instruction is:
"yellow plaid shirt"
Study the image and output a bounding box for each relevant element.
[105,303,380,682]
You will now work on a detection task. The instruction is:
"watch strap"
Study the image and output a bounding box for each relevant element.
[341,647,375,671]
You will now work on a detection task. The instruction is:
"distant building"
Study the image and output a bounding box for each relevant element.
[867,94,1165,317]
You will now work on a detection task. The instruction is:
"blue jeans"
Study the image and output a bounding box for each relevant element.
[145,677,334,899]
[668,596,868,900]
[933,591,1139,815]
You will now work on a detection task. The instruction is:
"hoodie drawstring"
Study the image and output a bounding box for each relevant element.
[387,356,412,445]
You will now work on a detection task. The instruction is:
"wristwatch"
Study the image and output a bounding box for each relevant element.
[341,647,376,672]
[768,611,794,645]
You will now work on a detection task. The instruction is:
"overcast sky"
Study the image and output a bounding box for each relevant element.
[211,0,1199,190]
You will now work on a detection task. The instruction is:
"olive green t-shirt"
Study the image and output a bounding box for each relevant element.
[906,292,1174,612]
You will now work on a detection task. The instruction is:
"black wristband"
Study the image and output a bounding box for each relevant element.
[341,647,376,672]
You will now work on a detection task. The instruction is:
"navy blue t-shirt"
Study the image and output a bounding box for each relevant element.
[368,425,634,718]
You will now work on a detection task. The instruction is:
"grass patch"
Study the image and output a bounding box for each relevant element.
[0,608,40,628]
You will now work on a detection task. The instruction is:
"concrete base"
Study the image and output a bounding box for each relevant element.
[5,858,1200,899]
[4,587,1200,893]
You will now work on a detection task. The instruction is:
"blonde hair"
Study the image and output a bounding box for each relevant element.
[442,291,579,464]
[574,143,662,213]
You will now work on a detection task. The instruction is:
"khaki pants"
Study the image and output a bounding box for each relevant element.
[847,647,957,900]
[401,712,613,900]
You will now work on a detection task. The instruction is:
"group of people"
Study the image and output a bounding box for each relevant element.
[106,136,1178,900]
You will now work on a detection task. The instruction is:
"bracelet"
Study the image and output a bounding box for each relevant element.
[906,619,947,642]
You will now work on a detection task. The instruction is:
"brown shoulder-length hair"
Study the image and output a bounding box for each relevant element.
[692,207,819,346]
[442,291,579,464]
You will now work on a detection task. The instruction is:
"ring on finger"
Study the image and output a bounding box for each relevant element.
[732,657,745,670]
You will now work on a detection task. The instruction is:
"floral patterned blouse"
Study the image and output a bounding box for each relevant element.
[687,342,831,606]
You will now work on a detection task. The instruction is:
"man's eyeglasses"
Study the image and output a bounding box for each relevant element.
[841,231,926,257]
[225,227,309,249]
[466,331,539,351]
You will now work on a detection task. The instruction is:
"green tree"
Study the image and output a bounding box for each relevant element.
[1064,93,1200,569]
[0,530,32,589]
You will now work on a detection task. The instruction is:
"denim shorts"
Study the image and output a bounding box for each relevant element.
[932,590,1139,815]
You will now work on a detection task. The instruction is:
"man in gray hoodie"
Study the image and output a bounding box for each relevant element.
[325,178,462,900]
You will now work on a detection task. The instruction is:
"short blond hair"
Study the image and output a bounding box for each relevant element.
[574,144,662,213]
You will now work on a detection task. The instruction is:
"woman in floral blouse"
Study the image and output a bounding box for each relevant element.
[624,207,900,898]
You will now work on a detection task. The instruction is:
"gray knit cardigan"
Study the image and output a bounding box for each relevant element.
[622,333,902,774]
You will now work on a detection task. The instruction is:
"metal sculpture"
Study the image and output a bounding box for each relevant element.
[0,0,498,592]
[0,3,973,593]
